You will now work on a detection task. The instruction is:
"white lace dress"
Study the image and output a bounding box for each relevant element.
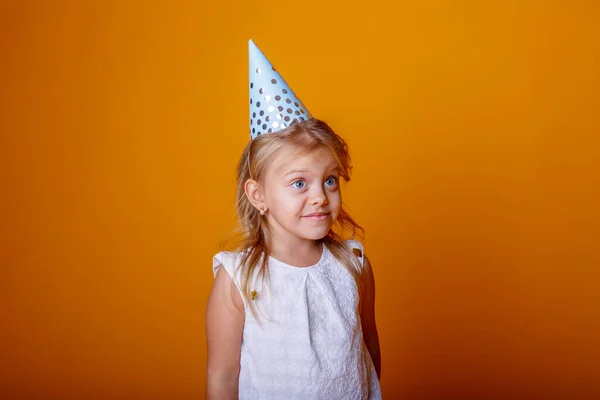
[212,240,382,400]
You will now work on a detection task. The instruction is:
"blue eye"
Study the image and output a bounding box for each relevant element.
[325,176,338,187]
[292,180,306,189]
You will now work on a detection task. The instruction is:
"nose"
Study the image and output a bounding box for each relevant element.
[311,186,329,206]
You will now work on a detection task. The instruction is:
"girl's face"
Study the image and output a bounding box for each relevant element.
[261,144,342,245]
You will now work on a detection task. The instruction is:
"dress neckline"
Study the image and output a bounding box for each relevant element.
[268,243,328,270]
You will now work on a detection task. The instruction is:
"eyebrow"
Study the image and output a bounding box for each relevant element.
[284,167,339,177]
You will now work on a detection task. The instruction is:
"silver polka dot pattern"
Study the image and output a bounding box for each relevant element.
[249,40,312,140]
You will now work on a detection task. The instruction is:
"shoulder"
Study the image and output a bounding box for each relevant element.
[343,239,364,254]
[212,250,239,278]
[341,240,375,282]
[211,250,249,311]
[212,248,253,281]
[343,239,365,265]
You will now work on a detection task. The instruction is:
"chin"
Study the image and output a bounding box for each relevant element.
[303,228,332,241]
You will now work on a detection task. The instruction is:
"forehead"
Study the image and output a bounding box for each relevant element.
[268,144,338,177]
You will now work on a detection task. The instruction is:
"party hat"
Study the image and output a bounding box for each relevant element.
[249,39,312,139]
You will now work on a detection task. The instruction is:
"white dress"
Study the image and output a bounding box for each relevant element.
[212,240,382,400]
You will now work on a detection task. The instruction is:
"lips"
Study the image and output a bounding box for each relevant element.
[303,212,330,221]
[304,212,329,217]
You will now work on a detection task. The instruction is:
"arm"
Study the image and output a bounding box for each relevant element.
[361,255,381,380]
[206,266,245,400]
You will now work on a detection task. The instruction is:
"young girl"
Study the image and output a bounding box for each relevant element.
[205,40,381,399]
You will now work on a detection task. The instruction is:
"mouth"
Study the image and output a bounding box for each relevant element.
[303,212,330,221]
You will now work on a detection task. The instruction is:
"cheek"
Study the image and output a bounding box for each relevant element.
[329,191,342,209]
[279,202,299,216]
[271,191,304,214]
[330,189,342,202]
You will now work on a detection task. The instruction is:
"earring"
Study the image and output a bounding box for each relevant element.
[259,206,266,215]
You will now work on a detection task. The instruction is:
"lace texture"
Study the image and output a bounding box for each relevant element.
[212,240,382,399]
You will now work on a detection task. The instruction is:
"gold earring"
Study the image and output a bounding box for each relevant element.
[259,206,265,215]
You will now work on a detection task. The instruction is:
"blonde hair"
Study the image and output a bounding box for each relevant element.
[234,118,364,310]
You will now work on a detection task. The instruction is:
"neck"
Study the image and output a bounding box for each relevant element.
[269,237,323,267]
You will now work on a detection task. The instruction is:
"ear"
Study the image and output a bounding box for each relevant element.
[244,179,265,211]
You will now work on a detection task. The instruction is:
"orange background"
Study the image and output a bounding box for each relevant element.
[2,1,599,399]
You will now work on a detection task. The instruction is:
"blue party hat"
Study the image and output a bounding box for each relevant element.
[249,39,312,139]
